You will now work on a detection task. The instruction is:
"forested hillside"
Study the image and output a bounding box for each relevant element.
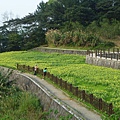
[0,0,120,52]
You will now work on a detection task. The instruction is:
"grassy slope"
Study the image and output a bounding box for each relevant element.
[0,73,46,120]
[0,50,120,118]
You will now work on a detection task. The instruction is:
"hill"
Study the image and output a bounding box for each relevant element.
[0,0,120,52]
[0,50,120,119]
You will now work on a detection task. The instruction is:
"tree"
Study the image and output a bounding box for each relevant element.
[64,5,95,26]
[96,0,120,21]
[7,32,21,51]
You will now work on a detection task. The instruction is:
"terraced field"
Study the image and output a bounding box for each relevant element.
[0,50,120,119]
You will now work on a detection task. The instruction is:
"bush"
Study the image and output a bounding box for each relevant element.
[94,41,115,49]
[46,29,105,48]
[45,29,61,47]
[0,74,47,120]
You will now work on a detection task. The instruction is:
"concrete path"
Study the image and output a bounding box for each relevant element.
[24,73,102,120]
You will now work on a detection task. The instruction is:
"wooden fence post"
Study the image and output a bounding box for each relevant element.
[56,76,58,84]
[111,54,112,60]
[105,53,107,59]
[103,49,105,55]
[117,54,119,61]
[53,75,56,83]
[109,103,113,115]
[70,84,72,92]
[90,94,93,104]
[98,49,99,56]
[100,50,102,58]
[28,65,30,71]
[17,64,19,69]
[60,78,62,88]
[51,74,54,82]
[65,81,67,90]
[54,76,56,83]
[41,69,43,75]
[95,50,97,57]
[117,48,119,53]
[92,51,93,57]
[99,98,102,110]
[75,87,78,97]
[87,50,89,55]
[82,90,85,100]
[32,67,34,71]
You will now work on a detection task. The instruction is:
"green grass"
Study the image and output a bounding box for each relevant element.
[0,50,120,119]
[0,92,47,120]
[0,73,47,120]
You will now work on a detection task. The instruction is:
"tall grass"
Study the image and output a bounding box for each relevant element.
[45,19,119,48]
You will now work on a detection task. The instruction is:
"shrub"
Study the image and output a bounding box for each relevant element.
[0,74,47,120]
[45,29,104,48]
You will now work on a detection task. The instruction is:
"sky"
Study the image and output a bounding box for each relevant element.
[0,0,48,25]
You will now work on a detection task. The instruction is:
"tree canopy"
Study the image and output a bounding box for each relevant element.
[0,0,120,52]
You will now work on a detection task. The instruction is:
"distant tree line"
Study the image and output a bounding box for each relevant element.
[0,0,120,52]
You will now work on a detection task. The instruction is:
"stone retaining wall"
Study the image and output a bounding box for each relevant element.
[86,55,120,69]
[0,66,82,120]
[32,47,87,55]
